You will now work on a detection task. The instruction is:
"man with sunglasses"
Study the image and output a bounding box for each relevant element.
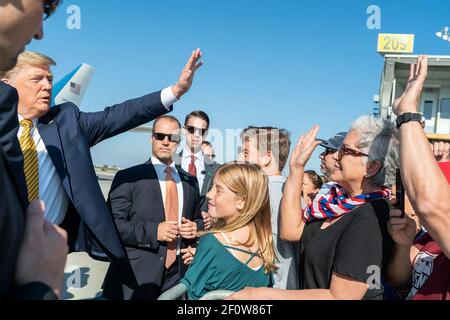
[179,111,220,228]
[103,115,202,300]
[317,132,347,181]
[0,0,67,300]
[0,0,59,73]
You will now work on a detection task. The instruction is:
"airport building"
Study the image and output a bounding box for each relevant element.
[376,33,450,142]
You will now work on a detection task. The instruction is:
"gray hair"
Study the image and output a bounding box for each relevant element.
[350,116,399,188]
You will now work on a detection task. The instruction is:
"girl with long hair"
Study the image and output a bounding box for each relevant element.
[180,162,277,300]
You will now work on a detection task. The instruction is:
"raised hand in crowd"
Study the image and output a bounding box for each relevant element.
[171,48,204,99]
[179,217,198,240]
[157,221,179,243]
[430,141,450,163]
[280,125,321,241]
[391,55,450,259]
[14,200,68,299]
[289,125,321,171]
[392,55,428,116]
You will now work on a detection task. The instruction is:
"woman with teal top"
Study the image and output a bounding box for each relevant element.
[179,162,277,300]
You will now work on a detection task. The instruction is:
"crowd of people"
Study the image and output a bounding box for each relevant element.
[1,0,449,301]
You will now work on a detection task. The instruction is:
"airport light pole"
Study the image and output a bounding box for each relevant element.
[436,26,450,42]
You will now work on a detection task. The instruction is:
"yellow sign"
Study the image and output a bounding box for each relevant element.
[377,34,415,54]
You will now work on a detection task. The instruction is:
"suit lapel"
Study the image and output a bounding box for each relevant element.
[38,116,74,202]
[146,160,165,220]
[201,162,214,195]
[177,165,190,219]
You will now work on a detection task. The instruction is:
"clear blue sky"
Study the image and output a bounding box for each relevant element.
[28,0,450,172]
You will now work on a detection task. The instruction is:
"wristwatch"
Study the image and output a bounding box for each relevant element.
[396,112,426,129]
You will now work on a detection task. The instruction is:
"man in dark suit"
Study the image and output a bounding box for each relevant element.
[0,0,68,300]
[0,48,204,290]
[102,115,203,300]
[1,82,66,300]
[177,111,221,229]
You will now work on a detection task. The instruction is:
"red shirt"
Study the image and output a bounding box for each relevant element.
[438,162,450,184]
[409,233,450,300]
[408,162,450,300]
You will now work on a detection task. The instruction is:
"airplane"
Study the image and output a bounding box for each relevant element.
[52,63,95,107]
[52,63,152,133]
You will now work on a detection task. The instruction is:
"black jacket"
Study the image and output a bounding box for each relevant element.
[0,82,56,300]
[102,160,203,300]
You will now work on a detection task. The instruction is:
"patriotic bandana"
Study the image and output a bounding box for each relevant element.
[304,182,391,222]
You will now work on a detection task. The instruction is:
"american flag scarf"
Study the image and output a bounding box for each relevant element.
[304,182,391,222]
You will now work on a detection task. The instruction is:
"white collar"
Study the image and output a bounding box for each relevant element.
[183,145,204,161]
[17,114,38,128]
[151,154,176,169]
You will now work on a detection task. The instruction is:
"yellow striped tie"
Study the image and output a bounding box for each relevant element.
[19,119,39,202]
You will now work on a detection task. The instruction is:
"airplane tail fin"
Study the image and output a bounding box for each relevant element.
[52,63,95,107]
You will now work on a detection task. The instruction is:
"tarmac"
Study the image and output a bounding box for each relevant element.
[62,252,110,300]
[61,174,113,300]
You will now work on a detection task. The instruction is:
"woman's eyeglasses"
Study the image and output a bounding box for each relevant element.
[338,145,369,161]
[184,125,208,136]
[43,0,62,20]
[152,132,181,143]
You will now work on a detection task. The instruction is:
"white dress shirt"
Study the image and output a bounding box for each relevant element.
[17,114,69,225]
[151,155,184,255]
[151,155,184,224]
[181,146,205,192]
[17,87,178,225]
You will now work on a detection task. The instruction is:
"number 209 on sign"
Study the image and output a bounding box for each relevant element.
[377,34,415,54]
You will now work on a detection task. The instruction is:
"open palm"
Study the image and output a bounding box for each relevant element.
[290,125,321,170]
[392,55,428,116]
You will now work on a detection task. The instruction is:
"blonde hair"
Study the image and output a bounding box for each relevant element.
[205,162,277,273]
[0,51,56,79]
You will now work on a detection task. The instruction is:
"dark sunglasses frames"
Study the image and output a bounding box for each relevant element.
[322,148,337,156]
[152,132,181,143]
[43,0,62,20]
[185,125,207,136]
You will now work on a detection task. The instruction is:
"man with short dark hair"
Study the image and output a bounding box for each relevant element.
[179,110,220,227]
[103,115,202,300]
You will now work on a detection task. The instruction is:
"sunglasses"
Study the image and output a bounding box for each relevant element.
[338,145,369,161]
[43,0,62,20]
[322,148,337,156]
[184,125,208,136]
[152,132,181,143]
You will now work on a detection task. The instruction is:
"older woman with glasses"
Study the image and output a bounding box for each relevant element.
[228,116,398,300]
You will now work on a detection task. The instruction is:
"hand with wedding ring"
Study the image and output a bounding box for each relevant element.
[179,217,198,240]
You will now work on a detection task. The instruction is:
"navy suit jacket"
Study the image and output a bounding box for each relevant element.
[102,160,202,300]
[36,90,172,288]
[0,82,56,299]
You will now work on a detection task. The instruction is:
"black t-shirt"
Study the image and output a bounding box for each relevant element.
[298,199,394,300]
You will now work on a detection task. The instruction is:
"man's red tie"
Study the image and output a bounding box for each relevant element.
[188,155,197,176]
